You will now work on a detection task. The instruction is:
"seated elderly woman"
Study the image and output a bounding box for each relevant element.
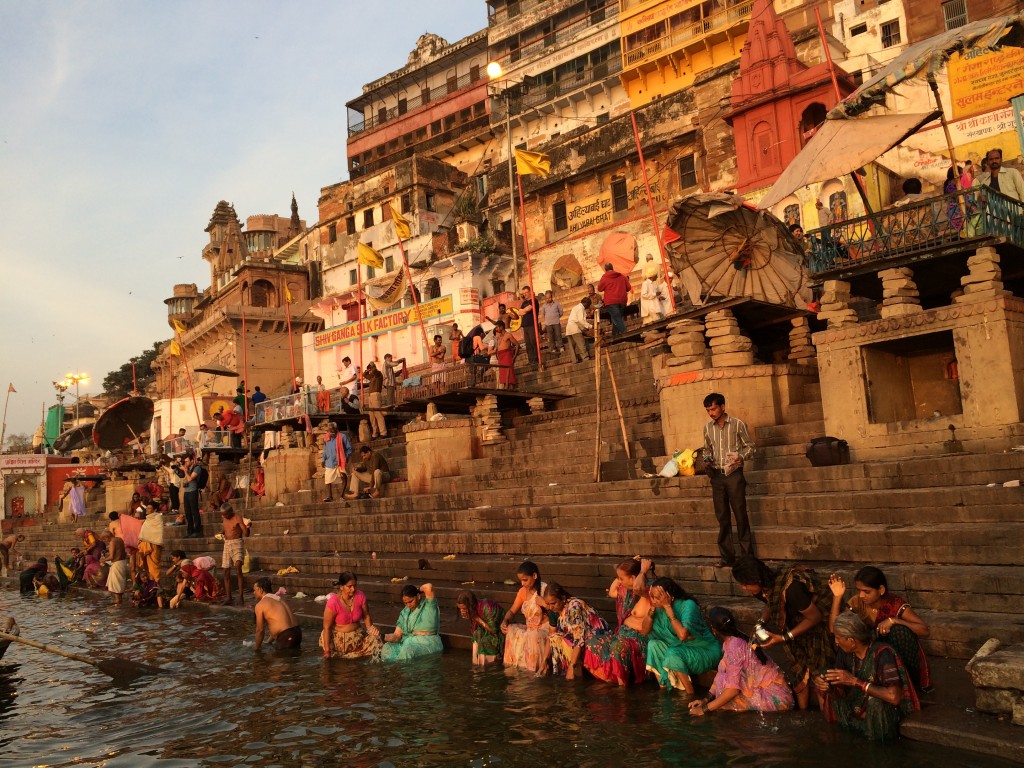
[814,612,919,741]
[689,607,794,716]
[543,582,609,680]
[381,583,442,662]
[645,576,721,694]
[320,571,381,659]
[456,590,505,665]
[829,566,932,691]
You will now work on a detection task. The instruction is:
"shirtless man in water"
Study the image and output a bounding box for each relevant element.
[220,503,249,605]
[253,578,302,650]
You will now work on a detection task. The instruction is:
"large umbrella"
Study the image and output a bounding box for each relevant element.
[53,422,96,452]
[92,396,154,450]
[193,364,238,377]
[665,193,811,308]
[758,111,940,210]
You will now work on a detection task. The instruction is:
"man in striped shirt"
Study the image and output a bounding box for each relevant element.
[702,392,756,568]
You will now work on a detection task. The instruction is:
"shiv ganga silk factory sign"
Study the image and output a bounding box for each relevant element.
[313,295,454,350]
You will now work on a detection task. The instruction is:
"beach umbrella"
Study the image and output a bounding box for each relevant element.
[53,422,96,452]
[92,396,154,450]
[665,193,811,307]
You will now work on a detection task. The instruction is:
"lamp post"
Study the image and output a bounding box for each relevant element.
[64,372,88,424]
[52,379,69,431]
[487,61,521,294]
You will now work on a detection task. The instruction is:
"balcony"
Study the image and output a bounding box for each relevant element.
[622,0,752,73]
[492,56,623,120]
[806,188,1024,277]
[348,71,485,137]
[349,113,493,180]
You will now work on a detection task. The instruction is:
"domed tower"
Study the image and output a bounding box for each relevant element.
[165,283,199,330]
[202,200,249,296]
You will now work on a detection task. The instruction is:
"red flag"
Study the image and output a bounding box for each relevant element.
[6,384,15,393]
[662,226,681,245]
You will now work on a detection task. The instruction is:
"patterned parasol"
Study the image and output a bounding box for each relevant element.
[92,396,154,450]
[665,193,811,308]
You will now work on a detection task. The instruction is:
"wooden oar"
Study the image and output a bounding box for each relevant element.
[0,630,165,682]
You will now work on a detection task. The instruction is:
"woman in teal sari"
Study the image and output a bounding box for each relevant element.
[645,577,721,694]
[381,583,443,662]
[456,590,505,665]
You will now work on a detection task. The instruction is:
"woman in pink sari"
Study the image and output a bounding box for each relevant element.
[493,320,517,389]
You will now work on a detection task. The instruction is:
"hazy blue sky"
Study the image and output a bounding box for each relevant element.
[0,0,486,442]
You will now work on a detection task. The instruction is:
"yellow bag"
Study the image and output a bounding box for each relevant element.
[242,550,251,574]
[675,448,698,477]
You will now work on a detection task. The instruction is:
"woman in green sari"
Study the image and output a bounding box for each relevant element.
[645,577,721,694]
[381,583,443,662]
[814,612,919,741]
[456,590,505,665]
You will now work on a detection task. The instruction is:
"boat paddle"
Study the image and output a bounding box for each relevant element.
[0,630,165,682]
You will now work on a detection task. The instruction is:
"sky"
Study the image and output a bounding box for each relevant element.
[0,0,486,444]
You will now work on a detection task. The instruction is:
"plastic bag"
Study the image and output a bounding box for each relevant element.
[242,550,251,574]
[658,457,680,477]
[675,449,698,477]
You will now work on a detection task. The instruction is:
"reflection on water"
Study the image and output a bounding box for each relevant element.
[0,591,1012,767]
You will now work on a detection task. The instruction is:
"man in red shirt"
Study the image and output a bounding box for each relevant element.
[596,262,632,336]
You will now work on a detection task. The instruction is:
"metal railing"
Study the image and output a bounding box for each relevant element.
[348,71,484,136]
[807,187,1024,274]
[349,113,492,180]
[622,0,753,68]
[400,362,514,401]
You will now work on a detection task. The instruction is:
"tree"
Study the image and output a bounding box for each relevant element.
[3,433,33,454]
[102,341,163,400]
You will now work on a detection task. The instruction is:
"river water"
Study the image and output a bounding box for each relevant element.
[0,590,1013,768]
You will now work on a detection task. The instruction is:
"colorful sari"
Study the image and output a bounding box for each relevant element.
[822,640,920,741]
[646,598,721,688]
[849,594,931,691]
[767,566,833,689]
[710,636,794,712]
[550,597,608,677]
[583,583,648,685]
[504,592,550,673]
[471,598,505,663]
[381,597,443,662]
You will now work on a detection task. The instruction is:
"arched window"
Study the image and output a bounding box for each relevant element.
[251,279,277,308]
[800,103,827,144]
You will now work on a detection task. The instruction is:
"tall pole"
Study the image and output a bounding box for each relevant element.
[168,353,174,436]
[285,302,297,390]
[630,110,676,312]
[505,90,521,294]
[395,231,431,359]
[174,331,203,428]
[357,262,365,393]
[130,359,138,395]
[0,385,12,453]
[241,311,249,422]
[516,173,544,369]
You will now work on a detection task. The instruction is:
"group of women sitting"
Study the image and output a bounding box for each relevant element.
[316,556,931,742]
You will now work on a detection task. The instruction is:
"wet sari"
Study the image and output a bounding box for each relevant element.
[822,640,920,741]
[710,636,794,712]
[504,592,550,673]
[381,597,443,662]
[849,593,931,690]
[646,598,721,688]
[767,566,833,688]
[550,598,608,677]
[470,598,505,662]
[583,583,648,685]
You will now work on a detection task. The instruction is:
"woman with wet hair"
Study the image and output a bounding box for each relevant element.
[381,583,442,662]
[814,612,919,741]
[583,557,653,686]
[543,582,608,680]
[645,577,721,694]
[829,565,931,691]
[320,571,380,659]
[689,607,794,716]
[456,590,505,665]
[732,556,832,709]
[500,561,550,673]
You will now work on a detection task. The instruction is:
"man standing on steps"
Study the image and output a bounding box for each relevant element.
[597,262,632,337]
[702,392,756,568]
[182,454,206,539]
[321,421,352,503]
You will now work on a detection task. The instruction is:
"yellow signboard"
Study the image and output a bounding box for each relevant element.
[314,295,453,351]
[948,46,1024,120]
[565,179,667,236]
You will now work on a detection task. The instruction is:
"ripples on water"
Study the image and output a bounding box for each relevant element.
[0,591,1010,768]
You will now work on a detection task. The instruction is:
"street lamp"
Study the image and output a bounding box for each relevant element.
[52,379,70,433]
[488,61,521,294]
[64,372,88,424]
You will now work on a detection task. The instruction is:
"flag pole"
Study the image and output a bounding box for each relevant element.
[168,353,174,437]
[516,173,544,369]
[357,261,365,399]
[630,110,676,312]
[0,384,14,453]
[175,330,203,428]
[241,311,249,423]
[394,231,431,360]
[285,297,297,390]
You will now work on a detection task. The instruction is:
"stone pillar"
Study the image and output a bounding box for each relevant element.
[472,394,504,445]
[665,318,707,372]
[878,266,922,318]
[788,317,815,363]
[817,279,858,328]
[955,246,1009,303]
[705,309,754,366]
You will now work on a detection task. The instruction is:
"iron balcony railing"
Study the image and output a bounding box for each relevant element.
[254,386,410,425]
[806,187,1024,274]
[623,0,753,68]
[348,70,484,136]
[349,113,492,180]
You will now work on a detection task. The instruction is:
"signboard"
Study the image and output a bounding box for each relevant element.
[948,46,1024,120]
[564,179,666,236]
[0,455,46,470]
[314,295,454,351]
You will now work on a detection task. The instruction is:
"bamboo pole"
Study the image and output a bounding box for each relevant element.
[0,385,12,453]
[174,331,203,428]
[241,311,249,423]
[394,233,431,360]
[604,348,631,461]
[630,110,676,312]
[285,297,297,390]
[593,328,602,483]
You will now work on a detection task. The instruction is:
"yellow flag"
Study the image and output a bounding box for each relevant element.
[515,149,551,177]
[390,203,411,240]
[357,242,384,269]
[169,339,182,356]
[172,318,186,334]
[285,284,293,304]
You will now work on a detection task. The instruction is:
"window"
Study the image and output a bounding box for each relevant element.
[328,223,337,244]
[424,278,441,300]
[385,255,394,273]
[345,216,355,235]
[507,0,520,18]
[678,154,697,188]
[349,268,358,286]
[363,208,375,228]
[597,112,610,124]
[447,75,458,94]
[397,98,407,115]
[367,266,376,279]
[849,23,867,36]
[401,193,412,213]
[611,177,628,212]
[553,201,568,232]
[942,0,967,30]
[881,20,901,48]
[425,191,436,212]
[421,86,431,104]
[377,106,387,124]
[470,63,480,82]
